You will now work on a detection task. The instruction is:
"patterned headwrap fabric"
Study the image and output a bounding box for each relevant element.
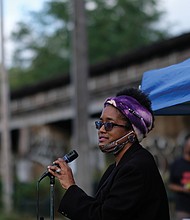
[104,95,153,142]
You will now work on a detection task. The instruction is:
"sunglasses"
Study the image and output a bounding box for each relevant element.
[95,121,127,131]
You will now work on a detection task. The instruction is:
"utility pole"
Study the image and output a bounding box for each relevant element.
[0,0,13,212]
[70,0,91,194]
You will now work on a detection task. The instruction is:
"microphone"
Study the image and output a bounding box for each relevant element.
[38,150,78,182]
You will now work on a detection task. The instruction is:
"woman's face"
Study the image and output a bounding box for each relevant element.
[97,105,129,151]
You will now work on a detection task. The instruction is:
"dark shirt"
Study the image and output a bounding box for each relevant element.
[170,157,190,212]
[58,143,170,220]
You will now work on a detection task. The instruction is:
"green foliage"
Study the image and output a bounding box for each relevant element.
[0,177,63,218]
[13,179,48,216]
[87,0,167,63]
[13,178,63,215]
[9,0,169,90]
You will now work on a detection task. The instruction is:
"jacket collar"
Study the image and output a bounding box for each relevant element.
[116,142,142,167]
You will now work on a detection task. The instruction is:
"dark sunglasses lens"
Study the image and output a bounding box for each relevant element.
[95,121,114,131]
[104,122,113,131]
[95,121,102,130]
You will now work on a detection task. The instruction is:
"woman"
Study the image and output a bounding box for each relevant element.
[48,88,170,220]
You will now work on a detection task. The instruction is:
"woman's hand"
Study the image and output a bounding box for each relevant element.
[48,158,76,190]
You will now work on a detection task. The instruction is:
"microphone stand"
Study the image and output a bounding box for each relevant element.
[37,173,55,220]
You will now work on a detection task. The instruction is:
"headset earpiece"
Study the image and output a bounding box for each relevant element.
[127,132,136,143]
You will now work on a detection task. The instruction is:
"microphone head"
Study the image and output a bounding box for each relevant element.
[63,150,78,163]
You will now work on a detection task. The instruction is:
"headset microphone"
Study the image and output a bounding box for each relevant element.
[101,131,136,155]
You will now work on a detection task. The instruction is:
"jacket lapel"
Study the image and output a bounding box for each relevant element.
[95,143,142,200]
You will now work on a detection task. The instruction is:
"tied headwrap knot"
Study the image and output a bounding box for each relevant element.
[104,95,153,142]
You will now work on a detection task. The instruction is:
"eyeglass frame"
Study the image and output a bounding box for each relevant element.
[95,120,128,131]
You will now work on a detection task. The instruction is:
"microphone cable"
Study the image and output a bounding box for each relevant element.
[36,179,45,220]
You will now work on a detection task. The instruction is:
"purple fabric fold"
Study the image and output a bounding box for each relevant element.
[104,95,153,142]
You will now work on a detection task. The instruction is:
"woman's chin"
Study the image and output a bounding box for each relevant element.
[98,143,105,150]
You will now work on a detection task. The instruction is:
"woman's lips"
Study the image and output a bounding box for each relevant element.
[99,136,109,143]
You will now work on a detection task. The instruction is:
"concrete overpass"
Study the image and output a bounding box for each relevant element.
[7,33,190,130]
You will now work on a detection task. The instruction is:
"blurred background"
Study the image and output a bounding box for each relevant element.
[0,0,190,219]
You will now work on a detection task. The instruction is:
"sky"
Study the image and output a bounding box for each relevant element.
[1,0,190,66]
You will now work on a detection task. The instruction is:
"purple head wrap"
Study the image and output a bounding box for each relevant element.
[104,95,153,142]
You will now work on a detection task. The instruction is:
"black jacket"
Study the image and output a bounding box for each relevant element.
[58,143,170,220]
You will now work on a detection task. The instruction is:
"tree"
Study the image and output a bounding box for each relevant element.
[87,0,167,62]
[9,1,71,89]
[9,0,168,89]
